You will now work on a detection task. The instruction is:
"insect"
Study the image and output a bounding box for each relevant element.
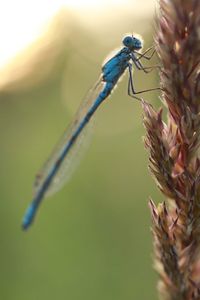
[22,34,159,230]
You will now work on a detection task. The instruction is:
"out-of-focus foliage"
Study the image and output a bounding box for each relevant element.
[0,8,162,300]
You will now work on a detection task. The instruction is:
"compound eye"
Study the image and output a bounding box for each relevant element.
[122,36,132,47]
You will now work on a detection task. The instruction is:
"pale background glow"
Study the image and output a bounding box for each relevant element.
[0,2,160,300]
[0,0,156,68]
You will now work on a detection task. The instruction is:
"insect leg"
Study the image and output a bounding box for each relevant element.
[127,63,161,100]
[134,47,156,61]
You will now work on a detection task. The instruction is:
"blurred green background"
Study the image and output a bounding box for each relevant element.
[0,4,163,300]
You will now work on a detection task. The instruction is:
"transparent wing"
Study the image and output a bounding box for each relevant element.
[33,77,105,198]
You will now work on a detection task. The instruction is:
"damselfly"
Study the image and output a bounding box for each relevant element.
[22,34,159,230]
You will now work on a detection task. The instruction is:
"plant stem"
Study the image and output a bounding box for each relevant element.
[143,0,200,299]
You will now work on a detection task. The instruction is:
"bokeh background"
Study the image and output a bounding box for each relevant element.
[0,1,163,299]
